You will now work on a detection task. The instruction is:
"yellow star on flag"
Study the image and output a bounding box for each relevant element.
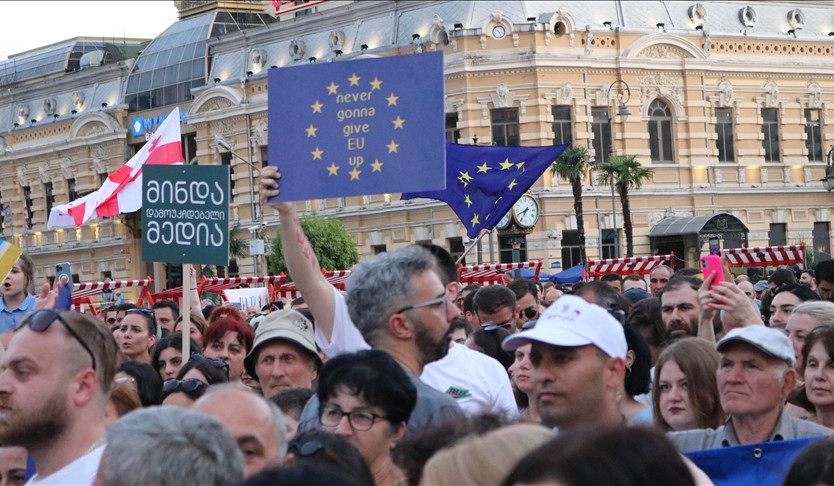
[311,100,323,113]
[327,163,339,176]
[386,140,399,153]
[459,171,473,183]
[327,82,339,95]
[348,73,361,86]
[500,158,514,170]
[349,168,361,180]
[311,147,324,160]
[392,116,405,129]
[477,162,491,173]
[470,213,480,227]
[464,195,472,207]
[516,161,526,170]
[386,93,398,106]
[508,179,517,191]
[371,159,383,172]
[305,124,318,137]
[370,77,382,90]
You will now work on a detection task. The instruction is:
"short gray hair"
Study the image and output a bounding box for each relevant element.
[346,245,435,347]
[199,383,289,465]
[102,406,244,486]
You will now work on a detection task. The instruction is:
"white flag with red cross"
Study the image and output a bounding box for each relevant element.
[47,108,183,229]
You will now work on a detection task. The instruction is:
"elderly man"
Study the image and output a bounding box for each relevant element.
[193,383,288,478]
[243,308,322,398]
[650,265,674,297]
[0,310,118,485]
[96,407,244,486]
[502,295,627,430]
[669,326,831,452]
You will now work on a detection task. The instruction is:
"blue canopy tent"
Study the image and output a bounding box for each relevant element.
[551,263,584,284]
[519,268,554,282]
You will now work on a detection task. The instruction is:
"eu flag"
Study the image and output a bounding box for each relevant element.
[267,52,446,202]
[402,141,569,238]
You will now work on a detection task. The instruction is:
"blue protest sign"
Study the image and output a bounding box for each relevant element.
[267,52,446,202]
[685,437,824,486]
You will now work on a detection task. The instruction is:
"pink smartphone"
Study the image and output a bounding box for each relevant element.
[701,255,724,289]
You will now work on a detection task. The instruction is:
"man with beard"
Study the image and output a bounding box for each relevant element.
[660,275,702,343]
[0,310,117,485]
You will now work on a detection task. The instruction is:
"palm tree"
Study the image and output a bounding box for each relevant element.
[596,155,654,257]
[550,146,592,264]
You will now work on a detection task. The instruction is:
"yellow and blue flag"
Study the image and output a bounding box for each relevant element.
[402,141,569,238]
[267,52,446,202]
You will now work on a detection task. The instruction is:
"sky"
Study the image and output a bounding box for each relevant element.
[0,1,180,61]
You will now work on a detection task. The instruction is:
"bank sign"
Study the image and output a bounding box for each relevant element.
[131,109,189,138]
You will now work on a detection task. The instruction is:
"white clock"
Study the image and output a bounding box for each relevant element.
[513,195,539,228]
[492,25,506,39]
[497,210,512,230]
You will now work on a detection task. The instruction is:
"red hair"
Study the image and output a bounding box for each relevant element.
[201,317,253,353]
[207,305,247,325]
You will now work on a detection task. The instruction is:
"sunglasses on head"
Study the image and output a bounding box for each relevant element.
[125,308,157,335]
[16,309,96,371]
[481,321,513,332]
[190,352,230,374]
[162,378,207,395]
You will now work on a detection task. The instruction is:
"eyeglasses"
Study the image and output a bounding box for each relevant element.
[606,307,626,327]
[162,378,207,395]
[17,309,96,371]
[106,317,116,324]
[481,321,513,332]
[115,376,135,384]
[319,406,387,431]
[520,306,538,320]
[396,292,448,314]
[125,308,157,336]
[521,319,538,331]
[190,353,230,375]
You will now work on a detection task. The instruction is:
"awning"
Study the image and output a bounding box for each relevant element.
[648,213,748,237]
[458,260,542,286]
[587,254,674,278]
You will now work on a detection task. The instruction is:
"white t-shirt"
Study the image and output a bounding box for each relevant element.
[422,342,519,420]
[27,444,105,486]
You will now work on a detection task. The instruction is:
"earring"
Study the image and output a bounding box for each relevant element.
[625,366,632,378]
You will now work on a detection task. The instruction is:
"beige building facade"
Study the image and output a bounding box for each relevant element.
[1,1,833,301]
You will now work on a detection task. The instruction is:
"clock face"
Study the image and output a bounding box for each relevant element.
[497,210,512,229]
[513,195,539,228]
[492,25,506,39]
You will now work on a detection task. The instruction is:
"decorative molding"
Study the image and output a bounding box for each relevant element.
[16,104,29,125]
[738,6,757,28]
[429,14,452,46]
[190,86,243,114]
[328,30,345,52]
[797,81,828,118]
[444,96,464,120]
[755,81,787,117]
[584,29,593,56]
[481,9,514,41]
[252,118,268,147]
[707,79,741,117]
[622,34,706,60]
[637,74,686,121]
[289,39,306,61]
[72,91,86,111]
[637,44,694,59]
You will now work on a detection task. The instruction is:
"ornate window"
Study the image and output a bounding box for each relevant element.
[445,113,460,143]
[715,108,735,162]
[552,105,572,146]
[591,107,611,163]
[761,108,780,162]
[804,109,822,162]
[491,108,519,146]
[648,100,674,163]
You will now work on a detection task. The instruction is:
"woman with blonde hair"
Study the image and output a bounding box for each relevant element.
[652,338,725,431]
[786,301,834,370]
[421,423,552,486]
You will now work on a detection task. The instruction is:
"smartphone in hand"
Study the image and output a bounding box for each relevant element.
[701,255,724,289]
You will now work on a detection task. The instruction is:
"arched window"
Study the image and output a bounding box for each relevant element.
[648,100,674,163]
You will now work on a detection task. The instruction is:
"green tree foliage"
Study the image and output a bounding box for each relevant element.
[268,212,359,278]
[550,145,592,263]
[596,155,654,257]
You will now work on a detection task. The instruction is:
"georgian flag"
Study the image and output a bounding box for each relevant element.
[47,108,183,229]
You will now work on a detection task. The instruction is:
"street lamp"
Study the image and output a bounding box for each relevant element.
[604,79,632,258]
[823,145,834,191]
[216,138,264,275]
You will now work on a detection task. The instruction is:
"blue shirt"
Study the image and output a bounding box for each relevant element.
[0,294,36,332]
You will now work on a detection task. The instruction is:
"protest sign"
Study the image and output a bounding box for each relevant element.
[141,165,230,266]
[267,51,446,202]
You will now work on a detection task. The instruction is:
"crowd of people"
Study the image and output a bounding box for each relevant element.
[0,169,834,485]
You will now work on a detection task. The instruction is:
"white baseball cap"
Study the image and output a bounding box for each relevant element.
[502,295,627,359]
[716,325,796,367]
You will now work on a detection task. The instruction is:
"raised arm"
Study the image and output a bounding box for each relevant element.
[259,166,337,339]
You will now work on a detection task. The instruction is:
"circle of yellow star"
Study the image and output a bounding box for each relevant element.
[470,214,480,227]
[386,140,399,153]
[508,179,518,191]
[369,77,382,90]
[305,124,318,137]
[311,100,323,113]
[349,168,361,180]
[392,116,405,129]
[311,147,324,160]
[348,73,361,86]
[326,82,339,95]
[371,159,383,172]
[477,162,491,173]
[500,158,514,170]
[327,163,339,176]
[464,195,473,207]
[386,93,399,106]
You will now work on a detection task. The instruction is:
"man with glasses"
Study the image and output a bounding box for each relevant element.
[0,310,118,485]
[473,285,518,334]
[650,265,674,297]
[508,279,541,329]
